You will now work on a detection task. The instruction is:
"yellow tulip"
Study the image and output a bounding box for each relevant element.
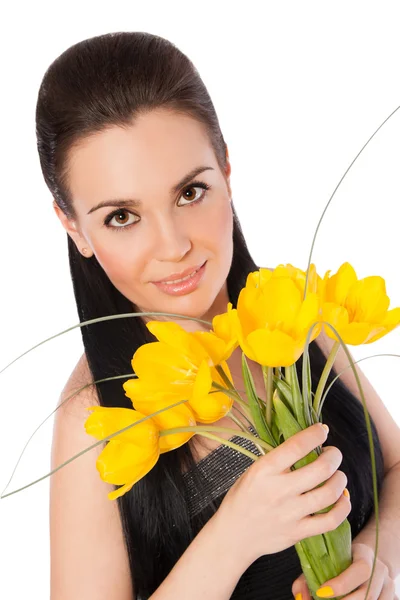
[246,263,322,295]
[189,358,234,423]
[210,302,240,360]
[126,390,197,452]
[84,406,160,500]
[321,262,400,344]
[123,321,234,423]
[234,264,322,367]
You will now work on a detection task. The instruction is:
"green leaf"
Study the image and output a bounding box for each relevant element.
[272,393,319,469]
[241,352,275,445]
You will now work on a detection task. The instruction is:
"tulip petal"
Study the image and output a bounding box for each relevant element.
[140,400,197,452]
[127,393,199,449]
[258,267,274,286]
[346,277,389,322]
[211,303,239,359]
[382,306,400,327]
[212,303,232,339]
[192,359,213,402]
[262,277,302,332]
[191,331,228,365]
[96,438,160,485]
[145,321,209,362]
[321,303,349,340]
[123,377,194,404]
[293,263,320,295]
[84,406,159,446]
[108,481,135,500]
[365,307,400,343]
[237,286,264,335]
[245,328,299,367]
[211,360,234,388]
[190,360,232,422]
[246,269,273,289]
[132,341,197,382]
[335,321,376,345]
[234,315,258,363]
[326,262,358,305]
[190,389,233,423]
[293,292,320,340]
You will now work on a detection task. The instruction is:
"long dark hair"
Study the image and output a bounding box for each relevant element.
[35,32,384,598]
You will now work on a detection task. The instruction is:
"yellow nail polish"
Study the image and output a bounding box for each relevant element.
[316,586,334,598]
[295,594,303,600]
[343,488,350,498]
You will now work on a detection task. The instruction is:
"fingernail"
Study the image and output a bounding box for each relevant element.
[321,423,329,434]
[316,585,335,598]
[343,488,350,498]
[295,594,303,600]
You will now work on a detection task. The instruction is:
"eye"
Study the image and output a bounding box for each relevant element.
[103,181,211,232]
[177,181,211,207]
[103,209,139,230]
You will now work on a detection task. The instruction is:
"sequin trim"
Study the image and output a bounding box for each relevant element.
[182,426,262,518]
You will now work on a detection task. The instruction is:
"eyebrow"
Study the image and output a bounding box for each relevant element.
[87,165,215,215]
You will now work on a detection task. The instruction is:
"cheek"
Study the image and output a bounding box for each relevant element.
[90,239,143,289]
[198,199,233,256]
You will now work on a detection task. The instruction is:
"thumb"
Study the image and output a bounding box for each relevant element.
[292,573,312,600]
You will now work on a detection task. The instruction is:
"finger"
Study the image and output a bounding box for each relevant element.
[270,423,328,473]
[292,573,312,600]
[299,469,347,517]
[299,490,351,540]
[289,446,342,495]
[315,556,372,597]
[378,576,396,600]
[333,568,386,600]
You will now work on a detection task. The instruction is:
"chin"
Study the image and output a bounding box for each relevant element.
[149,292,216,330]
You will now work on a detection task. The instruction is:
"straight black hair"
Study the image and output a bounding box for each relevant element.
[35,31,384,599]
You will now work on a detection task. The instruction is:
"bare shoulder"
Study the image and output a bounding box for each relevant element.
[50,352,134,599]
[56,352,97,415]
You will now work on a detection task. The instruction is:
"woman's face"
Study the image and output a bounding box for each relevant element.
[54,109,234,332]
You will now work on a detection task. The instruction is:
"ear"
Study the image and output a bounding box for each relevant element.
[52,200,92,256]
[224,146,232,200]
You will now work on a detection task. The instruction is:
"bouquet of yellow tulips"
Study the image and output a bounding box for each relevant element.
[83,260,400,600]
[2,105,400,600]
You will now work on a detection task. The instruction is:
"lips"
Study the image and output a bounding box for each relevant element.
[152,261,206,284]
[151,260,207,296]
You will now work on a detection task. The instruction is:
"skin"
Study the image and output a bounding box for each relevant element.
[53,108,234,334]
[53,106,259,459]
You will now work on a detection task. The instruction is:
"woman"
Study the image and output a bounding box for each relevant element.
[38,32,396,599]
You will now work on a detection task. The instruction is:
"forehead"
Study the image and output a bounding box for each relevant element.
[67,110,217,209]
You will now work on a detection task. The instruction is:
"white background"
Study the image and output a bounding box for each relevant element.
[1,0,400,597]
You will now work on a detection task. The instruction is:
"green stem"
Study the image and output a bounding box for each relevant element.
[241,353,275,445]
[215,364,235,389]
[228,409,251,433]
[284,363,307,429]
[313,341,340,415]
[0,310,213,376]
[228,410,266,456]
[159,424,274,452]
[231,404,255,428]
[262,365,273,427]
[191,432,260,462]
[212,380,253,422]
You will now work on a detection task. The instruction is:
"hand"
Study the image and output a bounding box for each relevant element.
[215,423,350,565]
[292,542,398,599]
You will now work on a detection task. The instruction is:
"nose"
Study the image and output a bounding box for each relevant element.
[152,215,192,262]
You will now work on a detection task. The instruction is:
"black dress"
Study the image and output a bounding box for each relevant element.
[181,425,384,600]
